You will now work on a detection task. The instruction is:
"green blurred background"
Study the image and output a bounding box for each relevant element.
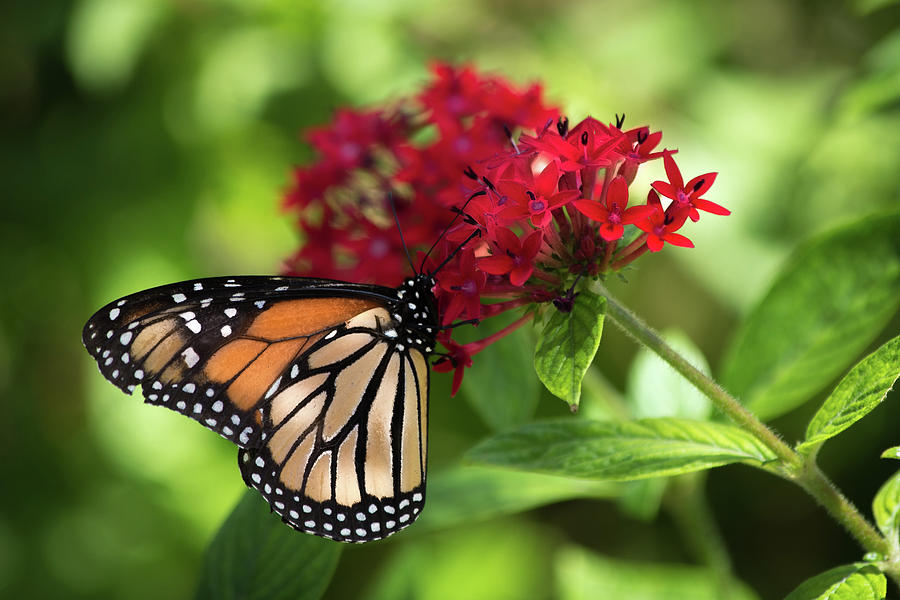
[2,0,899,598]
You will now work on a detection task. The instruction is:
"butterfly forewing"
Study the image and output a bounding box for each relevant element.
[82,274,437,543]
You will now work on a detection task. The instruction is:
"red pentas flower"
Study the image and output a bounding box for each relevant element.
[572,175,655,241]
[281,62,726,393]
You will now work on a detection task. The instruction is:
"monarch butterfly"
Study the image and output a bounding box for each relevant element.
[82,272,442,543]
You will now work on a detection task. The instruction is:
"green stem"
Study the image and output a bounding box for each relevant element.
[593,281,896,571]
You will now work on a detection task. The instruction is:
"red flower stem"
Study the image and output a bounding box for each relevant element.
[594,281,894,569]
[530,269,562,286]
[610,244,650,270]
[580,167,598,200]
[465,312,534,355]
[599,238,616,273]
[479,298,533,317]
[618,232,648,257]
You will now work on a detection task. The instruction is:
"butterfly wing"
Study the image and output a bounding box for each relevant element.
[83,275,433,542]
[239,305,429,542]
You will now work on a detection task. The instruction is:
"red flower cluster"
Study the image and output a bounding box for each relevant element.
[282,62,728,394]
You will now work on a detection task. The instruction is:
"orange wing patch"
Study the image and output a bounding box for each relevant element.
[246,297,382,339]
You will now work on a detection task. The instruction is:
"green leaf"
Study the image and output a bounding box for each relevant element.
[461,325,539,431]
[721,210,900,421]
[414,465,619,532]
[798,335,900,453]
[196,490,342,600]
[881,446,900,460]
[534,290,606,408]
[783,563,886,600]
[555,545,759,600]
[627,329,712,420]
[466,417,776,481]
[873,469,900,540]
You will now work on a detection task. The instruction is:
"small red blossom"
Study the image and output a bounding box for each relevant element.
[572,176,655,241]
[634,190,694,252]
[436,249,486,324]
[652,151,728,222]
[499,161,579,228]
[478,227,543,286]
[432,334,473,397]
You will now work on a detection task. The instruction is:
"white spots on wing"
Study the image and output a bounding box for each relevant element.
[264,376,282,399]
[275,285,289,291]
[172,293,187,303]
[121,352,131,364]
[134,369,144,380]
[201,299,212,308]
[254,300,266,309]
[384,329,398,338]
[412,492,423,502]
[109,307,120,320]
[176,401,186,410]
[193,403,202,414]
[340,528,351,537]
[399,514,410,523]
[384,505,395,515]
[251,473,261,484]
[205,418,217,426]
[325,330,337,340]
[371,523,381,533]
[289,510,299,519]
[106,330,113,339]
[152,381,163,390]
[223,426,233,436]
[104,357,113,366]
[224,308,237,319]
[182,347,200,368]
[180,311,195,321]
[206,388,215,397]
[255,456,265,468]
[290,364,299,379]
[239,427,252,445]
[185,319,202,334]
[224,281,241,288]
[117,299,126,307]
[111,369,119,378]
[399,499,410,509]
[212,400,224,413]
[183,383,195,393]
[386,520,396,529]
[193,282,204,291]
[368,503,377,513]
[407,302,416,310]
[102,350,110,359]
[302,504,312,513]
[231,414,240,425]
[119,331,132,345]
[230,292,245,301]
[220,325,232,337]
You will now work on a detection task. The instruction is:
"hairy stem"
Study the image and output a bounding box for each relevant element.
[593,281,895,570]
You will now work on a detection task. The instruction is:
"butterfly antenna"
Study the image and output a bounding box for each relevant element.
[428,228,482,277]
[389,193,416,274]
[419,187,484,273]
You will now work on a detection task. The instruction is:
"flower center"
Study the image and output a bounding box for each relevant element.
[530,199,546,212]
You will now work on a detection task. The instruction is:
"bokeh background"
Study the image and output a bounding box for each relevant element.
[3,0,900,598]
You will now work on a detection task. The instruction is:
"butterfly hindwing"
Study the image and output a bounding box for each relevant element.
[238,306,430,542]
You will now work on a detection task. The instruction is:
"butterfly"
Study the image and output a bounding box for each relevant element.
[82,272,441,543]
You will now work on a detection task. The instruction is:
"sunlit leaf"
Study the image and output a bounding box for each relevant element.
[466,418,776,481]
[799,335,900,453]
[534,290,606,408]
[783,563,886,600]
[415,465,619,532]
[873,469,900,541]
[555,545,759,600]
[881,447,900,460]
[722,210,900,421]
[196,491,341,600]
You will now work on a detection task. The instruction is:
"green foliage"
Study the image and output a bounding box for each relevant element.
[461,325,539,431]
[555,545,759,600]
[881,447,900,460]
[415,465,619,532]
[721,210,900,421]
[466,418,776,480]
[534,290,606,409]
[783,563,886,600]
[196,492,342,600]
[873,469,900,542]
[799,335,900,454]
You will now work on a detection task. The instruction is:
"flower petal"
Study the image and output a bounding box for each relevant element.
[571,200,609,222]
[662,151,683,189]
